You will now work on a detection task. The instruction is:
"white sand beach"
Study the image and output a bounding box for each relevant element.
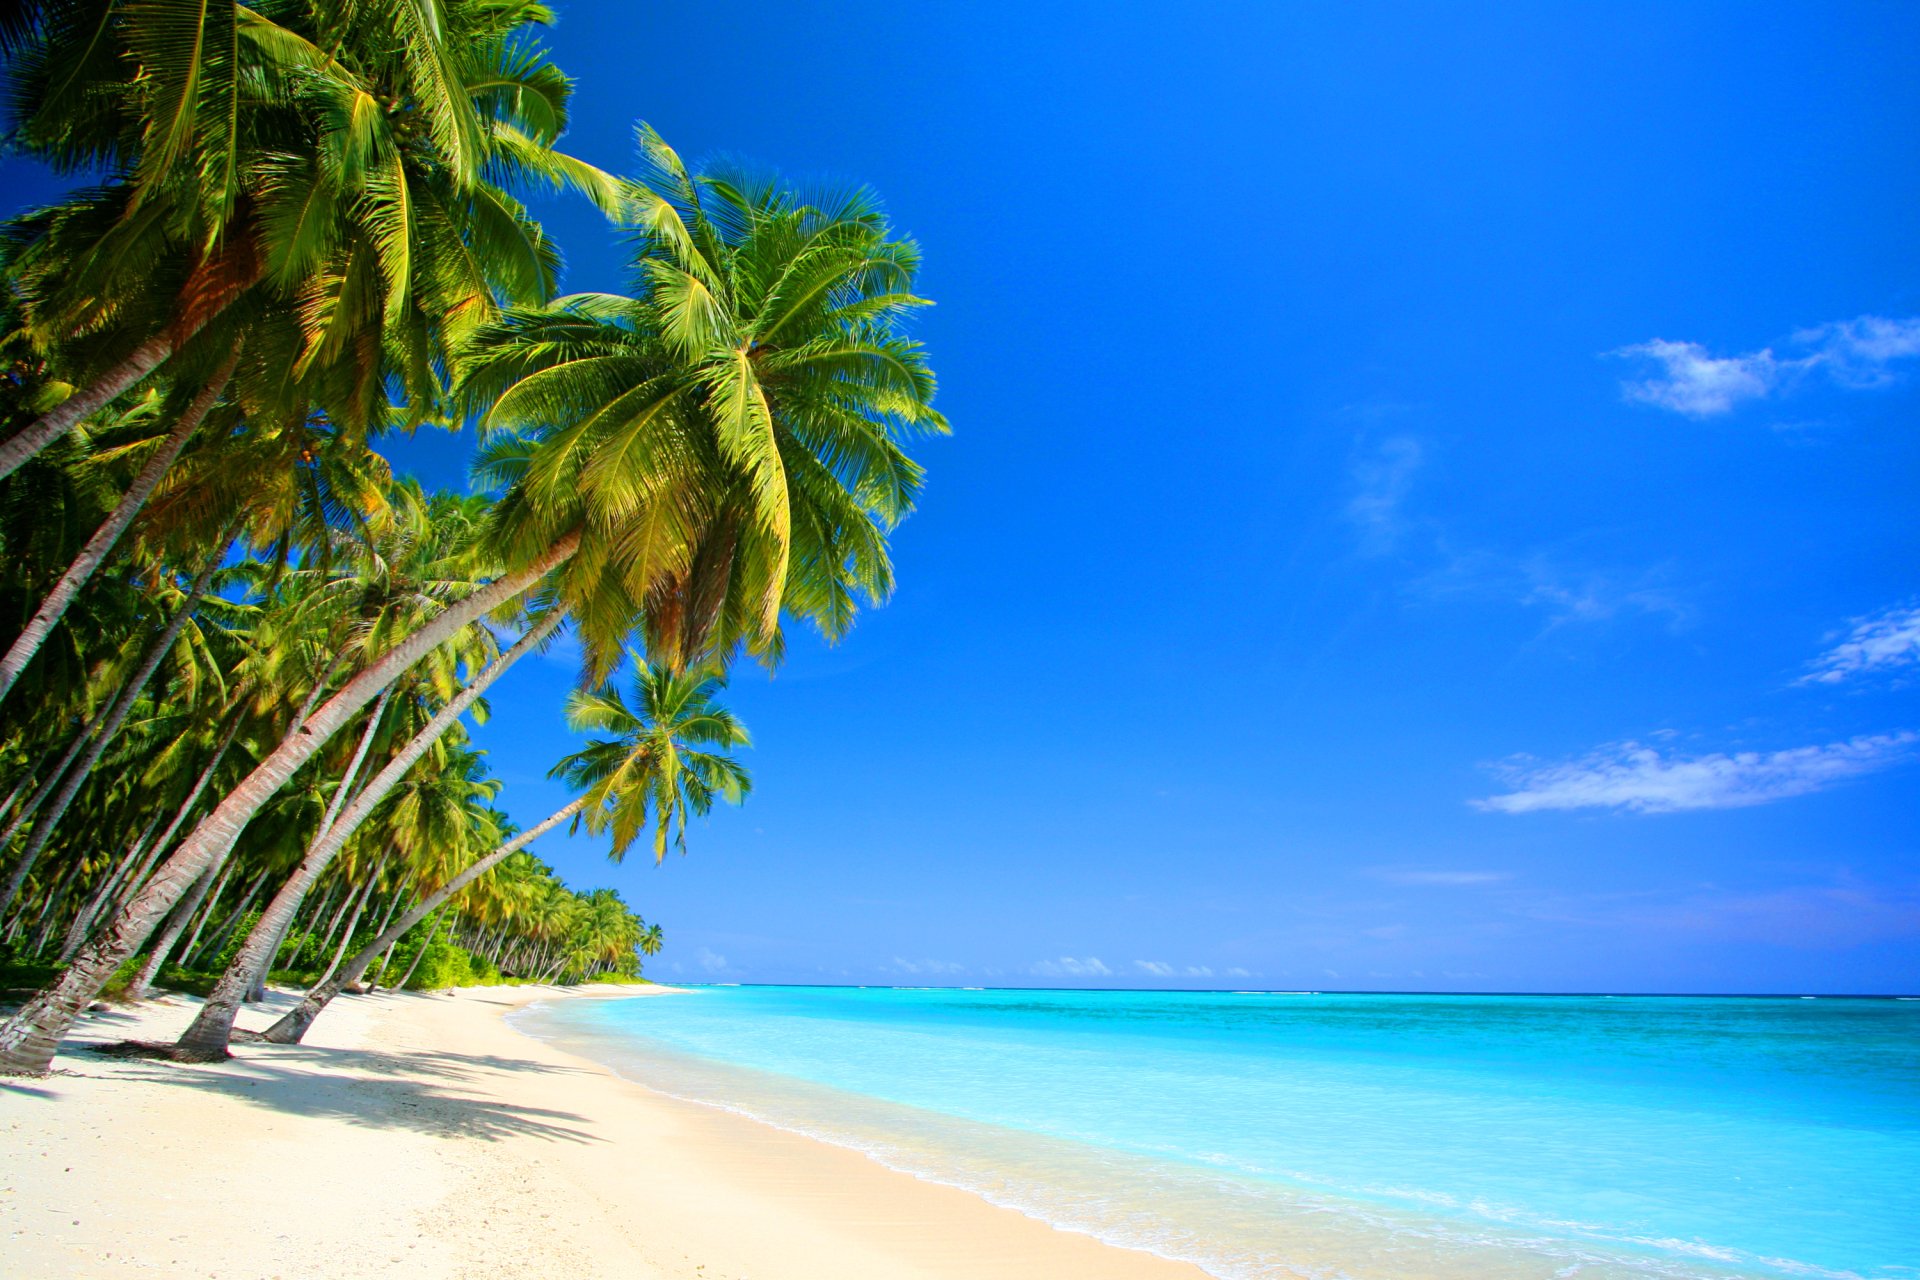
[0,987,1211,1279]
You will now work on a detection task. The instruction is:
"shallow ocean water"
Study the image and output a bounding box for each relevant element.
[511,987,1920,1280]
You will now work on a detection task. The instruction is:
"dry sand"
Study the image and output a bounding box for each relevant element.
[1,984,1212,1279]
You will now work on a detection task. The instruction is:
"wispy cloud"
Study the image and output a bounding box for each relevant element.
[1418,548,1690,630]
[1794,316,1920,387]
[1802,603,1920,685]
[1030,956,1112,978]
[1370,868,1511,886]
[1347,435,1423,553]
[1135,960,1216,979]
[695,947,731,974]
[1476,733,1917,814]
[889,957,966,976]
[1614,314,1920,417]
[1516,559,1690,628]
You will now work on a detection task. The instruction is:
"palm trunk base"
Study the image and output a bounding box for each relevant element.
[173,998,241,1059]
[0,1015,65,1076]
[261,983,337,1044]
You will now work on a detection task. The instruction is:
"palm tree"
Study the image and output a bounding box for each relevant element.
[172,610,552,1057]
[0,131,941,1075]
[0,0,622,479]
[461,125,945,680]
[260,657,749,1043]
[0,475,549,1073]
[0,343,241,704]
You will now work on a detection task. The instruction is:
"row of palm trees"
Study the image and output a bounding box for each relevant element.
[0,0,942,1075]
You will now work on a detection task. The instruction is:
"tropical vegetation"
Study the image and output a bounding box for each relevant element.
[0,0,943,1075]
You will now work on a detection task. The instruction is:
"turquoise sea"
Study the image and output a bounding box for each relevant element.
[512,987,1920,1280]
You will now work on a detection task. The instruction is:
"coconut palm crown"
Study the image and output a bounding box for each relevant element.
[461,125,947,681]
[553,655,750,864]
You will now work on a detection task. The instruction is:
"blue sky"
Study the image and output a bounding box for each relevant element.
[10,2,1919,992]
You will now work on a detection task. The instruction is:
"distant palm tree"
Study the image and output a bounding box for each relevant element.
[260,657,749,1043]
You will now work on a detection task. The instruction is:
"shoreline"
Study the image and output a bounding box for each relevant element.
[1,984,1212,1279]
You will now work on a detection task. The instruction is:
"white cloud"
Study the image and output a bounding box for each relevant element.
[1347,436,1423,553]
[1030,956,1112,978]
[695,947,730,974]
[1794,315,1920,387]
[1802,604,1920,685]
[1614,314,1920,416]
[1476,733,1917,814]
[1133,960,1217,980]
[1616,339,1779,416]
[890,957,966,976]
[1225,967,1253,978]
[1370,868,1511,886]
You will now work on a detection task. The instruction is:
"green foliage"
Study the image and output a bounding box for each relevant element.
[0,4,946,1065]
[98,954,148,1001]
[580,969,648,987]
[150,966,218,998]
[0,949,61,996]
[209,910,262,970]
[405,937,476,990]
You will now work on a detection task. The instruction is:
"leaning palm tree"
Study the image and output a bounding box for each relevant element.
[462,125,945,680]
[260,657,749,1043]
[0,0,622,479]
[0,130,941,1076]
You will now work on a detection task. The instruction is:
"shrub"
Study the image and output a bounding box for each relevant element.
[405,937,477,990]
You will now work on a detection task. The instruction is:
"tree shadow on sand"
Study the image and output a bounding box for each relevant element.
[73,1036,605,1145]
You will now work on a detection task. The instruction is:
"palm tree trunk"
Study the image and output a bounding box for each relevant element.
[187,868,270,968]
[0,337,175,482]
[261,797,585,1043]
[114,701,247,929]
[279,881,341,970]
[58,809,166,963]
[321,878,361,941]
[0,235,263,483]
[315,687,395,844]
[265,681,396,989]
[0,552,226,921]
[364,877,409,954]
[26,869,82,956]
[0,552,225,917]
[174,611,564,1058]
[0,346,240,707]
[312,873,376,989]
[0,710,105,911]
[127,857,224,1001]
[283,879,345,970]
[0,771,33,827]
[391,909,450,992]
[0,534,578,1075]
[181,863,253,966]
